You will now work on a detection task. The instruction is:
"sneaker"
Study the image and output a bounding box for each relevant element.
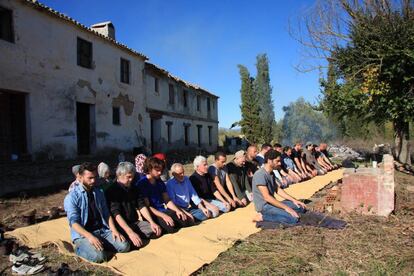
[12,263,44,275]
[15,255,47,266]
[9,248,46,263]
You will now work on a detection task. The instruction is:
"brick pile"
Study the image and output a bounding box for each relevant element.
[310,183,342,213]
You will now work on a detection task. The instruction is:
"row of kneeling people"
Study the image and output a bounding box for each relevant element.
[64,143,339,263]
[64,153,248,263]
[253,141,340,188]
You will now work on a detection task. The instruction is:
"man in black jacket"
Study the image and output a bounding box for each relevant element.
[105,162,162,248]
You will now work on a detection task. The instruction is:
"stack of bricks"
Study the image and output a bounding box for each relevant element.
[340,154,395,216]
[310,184,342,213]
[324,186,342,213]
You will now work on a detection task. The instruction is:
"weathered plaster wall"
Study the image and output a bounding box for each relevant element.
[144,72,219,152]
[0,0,219,160]
[145,73,218,122]
[151,116,218,152]
[0,0,147,158]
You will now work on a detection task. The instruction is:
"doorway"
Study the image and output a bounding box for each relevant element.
[76,102,95,155]
[0,91,27,161]
[150,117,161,153]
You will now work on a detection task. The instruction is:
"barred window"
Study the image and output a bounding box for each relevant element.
[120,58,130,84]
[77,37,92,68]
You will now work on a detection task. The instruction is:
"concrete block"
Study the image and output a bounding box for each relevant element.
[340,154,394,216]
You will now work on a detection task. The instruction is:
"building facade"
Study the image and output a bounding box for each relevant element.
[0,0,219,162]
[144,63,219,153]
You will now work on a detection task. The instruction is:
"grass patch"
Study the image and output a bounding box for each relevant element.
[197,172,414,275]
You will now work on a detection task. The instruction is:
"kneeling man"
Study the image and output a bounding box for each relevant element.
[190,156,231,217]
[138,157,195,234]
[252,150,307,224]
[167,163,211,221]
[64,162,130,263]
[105,162,162,248]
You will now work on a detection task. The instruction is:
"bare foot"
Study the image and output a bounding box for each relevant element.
[252,212,263,222]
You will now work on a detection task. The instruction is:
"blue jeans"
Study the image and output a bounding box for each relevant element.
[73,228,130,263]
[185,207,208,221]
[261,200,305,224]
[206,199,230,217]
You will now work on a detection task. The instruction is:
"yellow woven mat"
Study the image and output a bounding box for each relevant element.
[7,169,343,275]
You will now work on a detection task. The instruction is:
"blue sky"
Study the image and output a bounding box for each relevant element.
[41,0,321,128]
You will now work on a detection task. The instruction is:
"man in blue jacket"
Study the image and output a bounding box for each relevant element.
[64,162,130,263]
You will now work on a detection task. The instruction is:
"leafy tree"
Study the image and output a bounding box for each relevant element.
[254,54,276,143]
[272,120,284,144]
[281,97,337,146]
[294,0,414,164]
[238,65,260,143]
[320,61,389,140]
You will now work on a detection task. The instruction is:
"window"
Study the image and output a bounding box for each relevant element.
[197,125,202,147]
[183,90,188,107]
[120,58,130,84]
[0,7,14,43]
[166,121,173,144]
[77,37,93,68]
[197,95,201,111]
[112,107,120,125]
[208,126,213,146]
[169,84,175,105]
[154,77,159,93]
[207,97,211,112]
[184,124,190,146]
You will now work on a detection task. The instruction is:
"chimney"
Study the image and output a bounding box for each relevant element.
[91,21,115,40]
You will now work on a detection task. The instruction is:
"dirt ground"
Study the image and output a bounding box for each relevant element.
[1,166,413,275]
[198,171,414,275]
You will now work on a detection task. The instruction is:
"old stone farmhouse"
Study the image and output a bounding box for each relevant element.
[0,0,219,162]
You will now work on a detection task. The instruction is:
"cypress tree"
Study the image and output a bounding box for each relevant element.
[254,54,275,143]
[238,65,260,143]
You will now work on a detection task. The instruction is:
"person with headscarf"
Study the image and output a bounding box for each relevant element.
[135,153,147,177]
